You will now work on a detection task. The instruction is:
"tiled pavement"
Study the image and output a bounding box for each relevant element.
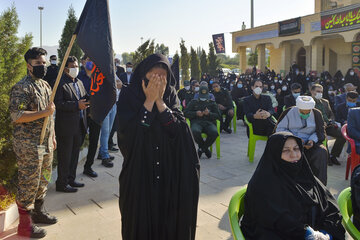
[1,121,352,239]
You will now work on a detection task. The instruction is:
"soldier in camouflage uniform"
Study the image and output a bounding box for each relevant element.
[184,85,221,159]
[9,47,57,238]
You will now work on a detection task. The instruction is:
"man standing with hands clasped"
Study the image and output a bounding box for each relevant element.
[9,47,58,238]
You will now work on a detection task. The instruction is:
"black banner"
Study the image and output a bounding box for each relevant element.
[278,17,301,37]
[74,0,116,125]
[212,34,226,54]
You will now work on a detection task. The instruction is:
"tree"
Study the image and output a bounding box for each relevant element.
[190,47,201,80]
[57,6,83,64]
[248,49,258,67]
[155,43,169,56]
[208,42,220,76]
[132,39,155,68]
[121,52,134,64]
[0,5,33,194]
[179,39,190,81]
[200,49,208,74]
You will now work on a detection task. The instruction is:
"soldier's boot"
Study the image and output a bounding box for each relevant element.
[18,207,46,238]
[31,199,58,224]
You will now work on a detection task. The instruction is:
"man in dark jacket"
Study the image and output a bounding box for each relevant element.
[284,83,301,109]
[243,79,276,137]
[348,107,360,155]
[44,55,58,88]
[54,56,88,193]
[184,86,221,158]
[336,91,360,126]
[119,62,133,86]
[178,80,191,108]
[211,81,234,133]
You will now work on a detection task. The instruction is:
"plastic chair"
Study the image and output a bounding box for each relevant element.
[341,124,360,180]
[228,186,247,240]
[186,119,221,159]
[244,115,277,162]
[337,187,360,239]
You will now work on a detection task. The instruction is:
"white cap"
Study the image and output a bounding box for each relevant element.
[296,96,315,110]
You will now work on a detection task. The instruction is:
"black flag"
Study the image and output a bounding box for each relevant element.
[171,58,180,90]
[212,33,226,54]
[74,0,116,124]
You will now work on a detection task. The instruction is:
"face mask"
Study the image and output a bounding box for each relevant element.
[270,85,275,90]
[292,92,300,98]
[315,92,323,99]
[209,80,214,84]
[230,84,234,87]
[115,63,120,67]
[274,80,278,83]
[296,71,299,75]
[342,78,345,81]
[299,112,310,119]
[287,78,291,81]
[50,60,57,65]
[126,67,133,73]
[279,80,283,84]
[194,87,200,92]
[282,86,287,91]
[237,84,243,88]
[306,78,310,81]
[68,67,79,78]
[350,71,355,76]
[30,64,47,79]
[85,61,93,71]
[253,87,262,95]
[184,86,190,91]
[347,101,357,108]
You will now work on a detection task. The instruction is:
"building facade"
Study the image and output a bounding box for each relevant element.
[232,0,360,76]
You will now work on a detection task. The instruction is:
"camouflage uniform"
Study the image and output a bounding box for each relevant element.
[9,75,54,211]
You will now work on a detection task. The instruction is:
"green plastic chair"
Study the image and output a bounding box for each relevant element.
[337,187,360,240]
[186,119,221,159]
[244,115,277,162]
[228,186,247,240]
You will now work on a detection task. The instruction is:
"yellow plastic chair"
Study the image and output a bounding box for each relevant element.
[228,186,247,240]
[244,115,277,162]
[337,187,360,239]
[186,119,221,159]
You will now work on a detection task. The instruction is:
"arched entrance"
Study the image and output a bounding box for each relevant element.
[297,47,306,72]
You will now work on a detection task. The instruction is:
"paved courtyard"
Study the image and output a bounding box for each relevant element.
[1,120,352,239]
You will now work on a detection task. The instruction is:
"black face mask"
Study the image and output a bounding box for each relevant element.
[30,64,47,79]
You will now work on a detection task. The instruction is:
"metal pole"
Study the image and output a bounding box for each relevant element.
[38,6,44,47]
[251,0,254,28]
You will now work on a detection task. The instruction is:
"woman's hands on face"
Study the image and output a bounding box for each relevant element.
[142,74,160,102]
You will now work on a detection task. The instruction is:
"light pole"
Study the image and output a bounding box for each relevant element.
[251,0,254,28]
[38,6,44,47]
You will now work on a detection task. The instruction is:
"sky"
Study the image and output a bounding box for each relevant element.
[0,0,314,57]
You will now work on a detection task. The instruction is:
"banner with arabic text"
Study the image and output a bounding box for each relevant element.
[321,3,360,34]
[278,18,301,36]
[212,34,226,54]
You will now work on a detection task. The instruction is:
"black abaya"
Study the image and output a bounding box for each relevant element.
[117,54,200,240]
[241,132,345,240]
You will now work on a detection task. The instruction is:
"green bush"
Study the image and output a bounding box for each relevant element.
[0,5,33,196]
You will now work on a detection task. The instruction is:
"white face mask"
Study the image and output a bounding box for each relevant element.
[50,60,57,65]
[126,67,133,73]
[350,71,355,76]
[315,92,323,99]
[194,87,200,92]
[253,87,262,95]
[184,86,190,90]
[282,86,287,91]
[270,85,275,90]
[68,67,79,78]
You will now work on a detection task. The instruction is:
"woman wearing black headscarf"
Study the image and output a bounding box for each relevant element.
[117,54,200,240]
[241,132,345,240]
[345,68,360,94]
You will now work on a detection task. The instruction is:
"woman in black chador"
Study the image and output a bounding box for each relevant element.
[117,53,200,240]
[241,132,345,240]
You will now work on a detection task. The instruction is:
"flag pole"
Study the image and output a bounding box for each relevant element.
[39,34,77,145]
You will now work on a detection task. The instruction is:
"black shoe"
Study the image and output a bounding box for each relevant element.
[330,155,341,165]
[102,158,114,168]
[56,184,78,193]
[204,148,212,159]
[83,168,98,178]
[18,224,47,238]
[327,157,333,166]
[31,200,57,225]
[109,147,119,152]
[224,128,232,134]
[197,149,203,158]
[69,181,85,188]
